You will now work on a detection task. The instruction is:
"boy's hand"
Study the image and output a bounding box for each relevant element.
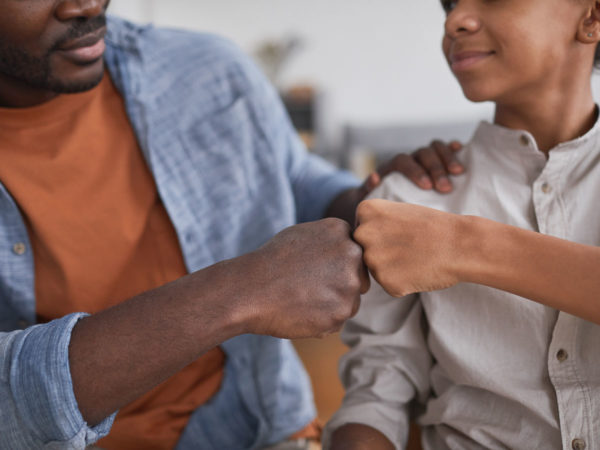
[355,199,468,297]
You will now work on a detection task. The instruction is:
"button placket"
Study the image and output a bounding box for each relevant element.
[541,182,552,194]
[556,349,568,362]
[12,242,26,255]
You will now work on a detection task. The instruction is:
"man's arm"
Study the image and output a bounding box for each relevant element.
[67,219,367,426]
[326,141,464,223]
[355,200,600,324]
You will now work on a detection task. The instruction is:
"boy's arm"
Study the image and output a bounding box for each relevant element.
[330,423,395,450]
[323,279,431,450]
[355,200,600,324]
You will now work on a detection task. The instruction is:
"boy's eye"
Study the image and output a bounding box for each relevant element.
[441,0,457,13]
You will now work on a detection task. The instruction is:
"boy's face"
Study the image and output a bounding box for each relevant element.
[441,0,591,104]
[0,0,110,107]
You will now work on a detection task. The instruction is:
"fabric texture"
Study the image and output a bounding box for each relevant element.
[324,120,600,450]
[0,70,227,450]
[0,16,359,450]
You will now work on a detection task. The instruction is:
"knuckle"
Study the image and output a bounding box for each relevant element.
[363,250,377,269]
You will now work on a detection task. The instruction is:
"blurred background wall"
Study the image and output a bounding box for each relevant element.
[109,1,600,163]
[108,1,493,160]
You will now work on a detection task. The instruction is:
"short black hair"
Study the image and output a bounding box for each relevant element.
[595,43,600,68]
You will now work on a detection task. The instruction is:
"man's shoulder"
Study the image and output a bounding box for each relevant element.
[105,16,258,89]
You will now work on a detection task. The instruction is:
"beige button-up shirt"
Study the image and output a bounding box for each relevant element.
[324,121,600,449]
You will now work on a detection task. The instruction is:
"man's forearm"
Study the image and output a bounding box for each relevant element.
[69,219,367,426]
[69,258,249,426]
[325,188,363,224]
[463,216,600,324]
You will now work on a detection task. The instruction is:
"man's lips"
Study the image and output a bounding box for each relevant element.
[449,50,494,71]
[56,27,107,64]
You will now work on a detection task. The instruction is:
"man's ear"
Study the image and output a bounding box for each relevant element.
[578,1,600,44]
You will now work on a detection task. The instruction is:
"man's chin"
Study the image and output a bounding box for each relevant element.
[48,63,105,94]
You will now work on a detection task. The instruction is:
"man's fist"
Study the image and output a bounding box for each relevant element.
[242,218,369,339]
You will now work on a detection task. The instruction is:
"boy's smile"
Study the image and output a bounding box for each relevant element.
[448,49,494,72]
[441,0,597,105]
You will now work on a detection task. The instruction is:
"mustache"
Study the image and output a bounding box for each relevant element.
[52,15,107,51]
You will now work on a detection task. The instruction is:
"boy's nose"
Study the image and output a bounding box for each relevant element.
[444,2,481,39]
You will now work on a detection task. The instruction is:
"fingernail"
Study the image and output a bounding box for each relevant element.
[449,162,464,173]
[437,177,451,190]
[419,177,433,189]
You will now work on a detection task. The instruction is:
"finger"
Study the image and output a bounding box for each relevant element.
[358,261,370,294]
[365,172,381,192]
[350,290,363,317]
[379,153,433,190]
[431,140,465,175]
[355,172,382,203]
[449,140,463,152]
[413,147,453,193]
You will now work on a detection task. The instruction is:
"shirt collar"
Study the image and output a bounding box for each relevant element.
[471,108,600,164]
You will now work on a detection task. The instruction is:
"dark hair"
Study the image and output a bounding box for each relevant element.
[595,44,600,68]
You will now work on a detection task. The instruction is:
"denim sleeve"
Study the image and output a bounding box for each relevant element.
[237,49,360,223]
[0,313,115,449]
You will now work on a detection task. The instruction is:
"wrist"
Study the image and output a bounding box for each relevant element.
[454,214,492,284]
[213,250,274,336]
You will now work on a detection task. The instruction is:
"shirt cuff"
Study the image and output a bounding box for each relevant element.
[8,313,115,447]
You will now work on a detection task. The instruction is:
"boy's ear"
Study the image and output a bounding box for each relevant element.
[578,1,600,44]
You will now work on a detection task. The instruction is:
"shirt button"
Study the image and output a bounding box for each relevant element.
[541,183,552,194]
[572,438,586,450]
[520,135,530,146]
[17,319,28,329]
[556,349,569,362]
[12,242,27,256]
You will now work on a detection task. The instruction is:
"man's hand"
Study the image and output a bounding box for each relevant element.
[355,199,470,297]
[326,140,464,224]
[243,218,369,339]
[376,140,464,194]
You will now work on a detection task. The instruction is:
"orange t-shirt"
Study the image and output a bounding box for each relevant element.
[0,73,225,449]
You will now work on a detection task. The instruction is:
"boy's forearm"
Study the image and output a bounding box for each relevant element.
[330,423,395,450]
[462,216,600,324]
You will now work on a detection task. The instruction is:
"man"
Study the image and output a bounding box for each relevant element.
[0,1,461,449]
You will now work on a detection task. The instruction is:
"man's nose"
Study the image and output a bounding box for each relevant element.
[55,0,107,22]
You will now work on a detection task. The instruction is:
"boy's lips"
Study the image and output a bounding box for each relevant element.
[449,50,494,72]
[56,27,107,64]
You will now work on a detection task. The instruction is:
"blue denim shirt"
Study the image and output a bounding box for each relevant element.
[0,17,359,449]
